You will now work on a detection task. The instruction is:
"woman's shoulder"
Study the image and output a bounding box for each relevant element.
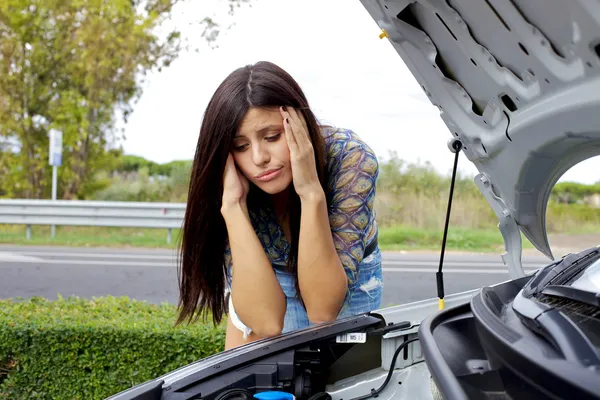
[320,125,378,175]
[321,125,369,145]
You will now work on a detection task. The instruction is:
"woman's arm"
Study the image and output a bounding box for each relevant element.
[224,315,265,350]
[221,154,286,338]
[222,203,286,338]
[278,108,348,322]
[280,108,378,324]
[297,190,348,323]
[294,129,378,323]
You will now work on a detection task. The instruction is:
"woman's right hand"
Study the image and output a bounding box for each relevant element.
[221,153,250,212]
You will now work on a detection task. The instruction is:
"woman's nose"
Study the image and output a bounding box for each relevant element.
[252,146,270,165]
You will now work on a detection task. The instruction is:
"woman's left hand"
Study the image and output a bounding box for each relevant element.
[279,106,324,201]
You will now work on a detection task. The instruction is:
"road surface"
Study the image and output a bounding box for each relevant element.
[0,245,554,307]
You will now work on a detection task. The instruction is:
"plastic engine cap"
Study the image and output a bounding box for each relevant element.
[253,391,295,400]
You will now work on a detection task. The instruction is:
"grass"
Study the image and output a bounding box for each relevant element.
[0,224,535,252]
[0,225,180,249]
[378,225,535,252]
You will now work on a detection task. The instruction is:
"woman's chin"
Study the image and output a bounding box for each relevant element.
[253,178,292,196]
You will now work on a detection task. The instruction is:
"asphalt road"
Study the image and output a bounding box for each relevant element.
[0,245,553,307]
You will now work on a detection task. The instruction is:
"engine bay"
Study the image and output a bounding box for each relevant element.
[150,313,423,400]
[181,336,382,400]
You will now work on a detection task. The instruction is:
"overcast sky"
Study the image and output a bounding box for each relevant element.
[120,0,599,184]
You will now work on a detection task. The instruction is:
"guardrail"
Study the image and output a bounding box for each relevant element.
[0,199,186,244]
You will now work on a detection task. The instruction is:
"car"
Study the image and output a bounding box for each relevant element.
[107,1,600,399]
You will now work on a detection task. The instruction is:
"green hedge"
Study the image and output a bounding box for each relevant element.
[0,295,225,399]
[552,181,600,202]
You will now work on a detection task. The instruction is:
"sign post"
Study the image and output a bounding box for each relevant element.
[49,129,62,239]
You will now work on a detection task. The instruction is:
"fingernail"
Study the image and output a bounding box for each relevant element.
[281,105,287,111]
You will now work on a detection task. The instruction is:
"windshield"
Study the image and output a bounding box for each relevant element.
[518,249,600,356]
[568,257,600,294]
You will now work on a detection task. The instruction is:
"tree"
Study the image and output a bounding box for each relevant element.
[0,0,248,199]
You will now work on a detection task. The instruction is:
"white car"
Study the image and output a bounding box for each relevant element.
[108,1,600,399]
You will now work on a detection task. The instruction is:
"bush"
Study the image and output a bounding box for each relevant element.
[546,202,600,233]
[552,181,600,203]
[374,153,499,231]
[92,162,191,203]
[0,295,225,399]
[374,152,599,234]
[92,167,171,202]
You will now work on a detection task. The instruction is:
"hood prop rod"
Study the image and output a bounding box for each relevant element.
[437,138,462,310]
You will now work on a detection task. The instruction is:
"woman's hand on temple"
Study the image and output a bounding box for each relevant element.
[280,106,324,201]
[221,153,250,212]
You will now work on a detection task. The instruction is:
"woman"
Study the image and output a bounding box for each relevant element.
[176,61,382,350]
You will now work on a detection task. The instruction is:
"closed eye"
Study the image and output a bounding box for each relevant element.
[233,143,248,151]
[265,133,282,141]
[232,132,280,151]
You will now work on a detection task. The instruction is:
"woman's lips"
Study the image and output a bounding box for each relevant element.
[255,167,282,182]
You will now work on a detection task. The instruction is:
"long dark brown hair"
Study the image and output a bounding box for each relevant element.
[175,61,328,327]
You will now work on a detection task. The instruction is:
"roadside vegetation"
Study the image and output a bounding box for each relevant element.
[0,2,249,397]
[2,152,599,252]
[0,295,224,399]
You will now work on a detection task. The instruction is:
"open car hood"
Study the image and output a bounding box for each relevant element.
[359,0,600,265]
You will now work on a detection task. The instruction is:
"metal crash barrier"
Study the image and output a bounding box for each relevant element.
[0,199,186,244]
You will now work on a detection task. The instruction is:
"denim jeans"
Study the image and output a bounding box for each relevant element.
[227,246,383,337]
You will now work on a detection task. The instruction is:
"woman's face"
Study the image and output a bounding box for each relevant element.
[232,106,293,195]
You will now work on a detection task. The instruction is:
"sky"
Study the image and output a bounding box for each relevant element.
[120,0,599,184]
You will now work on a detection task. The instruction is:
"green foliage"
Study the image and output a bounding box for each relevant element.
[165,161,193,201]
[117,155,160,174]
[0,0,251,200]
[93,167,171,202]
[87,151,599,233]
[373,151,599,233]
[376,151,480,198]
[551,181,600,204]
[114,155,192,178]
[545,202,600,232]
[0,0,185,200]
[90,155,191,201]
[378,225,534,251]
[374,152,495,230]
[92,160,191,202]
[0,295,225,399]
